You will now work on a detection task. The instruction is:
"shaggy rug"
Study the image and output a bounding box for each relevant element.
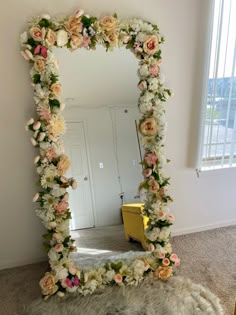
[22,276,224,315]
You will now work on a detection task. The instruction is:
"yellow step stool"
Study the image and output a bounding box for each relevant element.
[122,203,149,250]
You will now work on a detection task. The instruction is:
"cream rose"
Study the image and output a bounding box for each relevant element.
[56,30,69,47]
[155,266,173,280]
[45,29,57,46]
[139,117,158,137]
[34,56,46,73]
[70,34,84,50]
[99,16,117,32]
[57,155,71,176]
[39,272,58,296]
[50,83,62,97]
[106,32,118,47]
[143,35,159,55]
[65,16,82,35]
[48,114,65,136]
[29,26,46,41]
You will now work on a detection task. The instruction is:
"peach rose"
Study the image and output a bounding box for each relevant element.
[70,34,84,50]
[65,16,82,35]
[114,274,123,284]
[29,26,46,41]
[54,243,64,252]
[99,16,117,32]
[162,258,170,266]
[45,29,57,46]
[139,117,158,137]
[50,83,62,97]
[142,168,152,177]
[155,266,172,280]
[148,179,159,193]
[150,63,160,77]
[57,155,71,176]
[138,80,147,91]
[143,35,159,55]
[34,56,46,73]
[106,32,118,47]
[39,272,58,296]
[54,200,69,215]
[144,152,158,166]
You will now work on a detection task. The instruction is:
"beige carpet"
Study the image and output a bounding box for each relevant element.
[0,225,235,315]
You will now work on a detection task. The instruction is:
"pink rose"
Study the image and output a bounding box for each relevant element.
[54,243,64,252]
[71,179,78,190]
[54,201,69,215]
[29,26,46,41]
[150,64,160,77]
[138,80,147,91]
[162,258,170,266]
[148,179,159,193]
[46,148,58,161]
[41,46,47,58]
[143,35,159,55]
[142,168,152,177]
[156,251,165,259]
[33,121,41,130]
[68,264,77,275]
[175,259,181,267]
[34,45,41,55]
[157,210,166,221]
[82,36,91,49]
[61,278,73,288]
[167,214,175,223]
[114,274,123,284]
[144,153,158,166]
[170,253,178,262]
[73,276,80,286]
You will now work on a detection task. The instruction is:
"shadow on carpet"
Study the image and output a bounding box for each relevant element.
[21,276,224,315]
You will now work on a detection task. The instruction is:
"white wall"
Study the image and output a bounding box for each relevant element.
[0,0,235,269]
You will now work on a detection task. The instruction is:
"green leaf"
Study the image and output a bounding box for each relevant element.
[113,13,118,19]
[111,261,123,273]
[33,74,41,84]
[49,99,60,108]
[43,242,51,252]
[50,74,59,84]
[27,38,36,47]
[42,233,52,241]
[39,19,51,28]
[81,15,96,28]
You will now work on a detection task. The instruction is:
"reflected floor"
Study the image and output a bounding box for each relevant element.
[71,224,145,268]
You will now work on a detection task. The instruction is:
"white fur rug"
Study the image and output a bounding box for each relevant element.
[22,276,224,315]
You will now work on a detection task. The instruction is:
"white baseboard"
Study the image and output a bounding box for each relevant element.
[0,255,47,271]
[172,219,236,236]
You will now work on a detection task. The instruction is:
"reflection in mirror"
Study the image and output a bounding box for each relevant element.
[54,47,146,264]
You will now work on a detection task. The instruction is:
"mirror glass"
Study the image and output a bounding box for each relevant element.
[54,46,146,263]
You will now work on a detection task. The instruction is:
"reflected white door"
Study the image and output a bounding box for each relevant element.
[63,122,94,230]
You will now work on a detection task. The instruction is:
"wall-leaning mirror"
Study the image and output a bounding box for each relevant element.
[21,10,179,299]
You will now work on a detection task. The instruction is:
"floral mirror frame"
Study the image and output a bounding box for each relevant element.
[21,9,180,299]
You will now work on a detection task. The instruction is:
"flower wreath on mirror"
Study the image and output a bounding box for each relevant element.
[21,9,180,300]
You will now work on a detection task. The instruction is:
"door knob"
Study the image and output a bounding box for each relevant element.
[84,176,88,181]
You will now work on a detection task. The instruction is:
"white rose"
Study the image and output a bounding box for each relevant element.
[48,248,59,262]
[41,14,51,20]
[148,78,159,91]
[56,30,69,47]
[104,270,115,282]
[133,260,145,275]
[20,31,28,44]
[145,227,160,242]
[158,227,171,241]
[139,64,149,77]
[55,266,68,280]
[139,102,152,114]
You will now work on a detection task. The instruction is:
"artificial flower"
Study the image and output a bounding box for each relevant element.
[39,272,58,297]
[30,26,46,41]
[56,30,69,47]
[143,35,159,55]
[99,16,117,32]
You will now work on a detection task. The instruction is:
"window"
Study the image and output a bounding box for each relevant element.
[200,0,236,170]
